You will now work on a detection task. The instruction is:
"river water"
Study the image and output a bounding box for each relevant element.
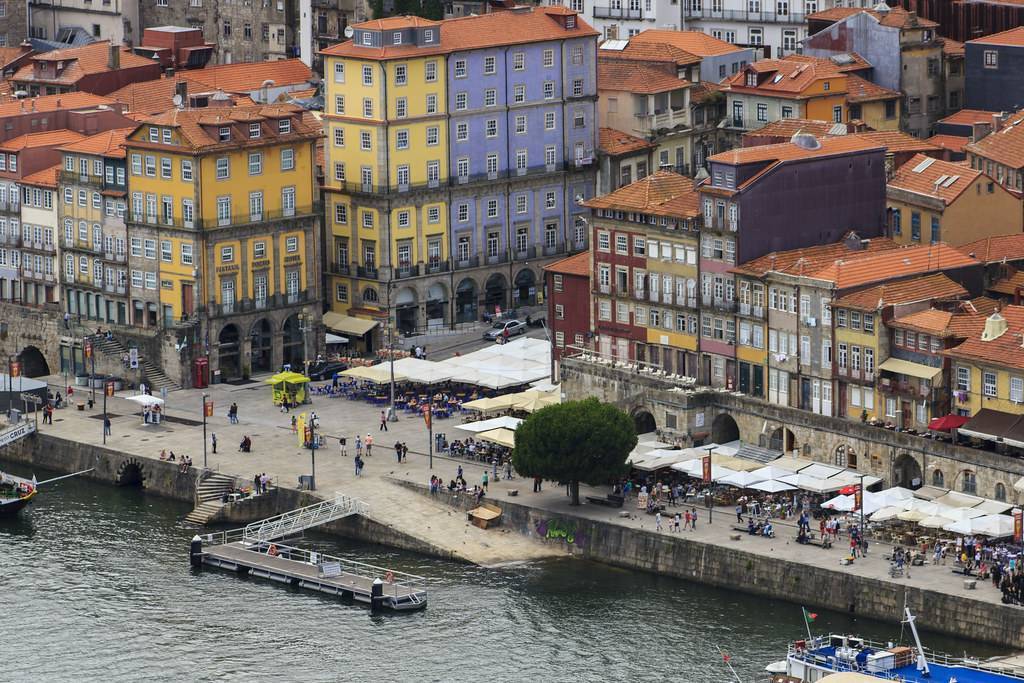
[0,461,1006,683]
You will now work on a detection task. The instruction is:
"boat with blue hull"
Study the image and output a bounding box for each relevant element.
[0,470,36,515]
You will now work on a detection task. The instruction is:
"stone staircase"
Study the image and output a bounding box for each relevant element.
[184,472,237,525]
[90,334,181,392]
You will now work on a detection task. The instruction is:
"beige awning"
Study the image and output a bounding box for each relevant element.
[877,357,942,380]
[323,312,379,337]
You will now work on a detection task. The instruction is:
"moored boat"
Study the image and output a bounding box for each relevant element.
[0,470,37,515]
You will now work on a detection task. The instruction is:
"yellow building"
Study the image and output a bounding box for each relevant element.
[124,103,321,379]
[946,306,1024,419]
[887,153,1024,247]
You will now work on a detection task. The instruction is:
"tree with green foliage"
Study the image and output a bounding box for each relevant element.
[512,398,637,506]
[420,0,444,20]
[370,0,385,18]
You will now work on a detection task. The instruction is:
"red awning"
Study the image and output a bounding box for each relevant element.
[928,414,969,431]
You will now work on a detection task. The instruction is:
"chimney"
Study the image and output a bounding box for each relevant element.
[993,112,1009,133]
[108,43,120,70]
[175,80,188,106]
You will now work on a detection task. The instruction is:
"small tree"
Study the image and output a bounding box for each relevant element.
[513,398,637,506]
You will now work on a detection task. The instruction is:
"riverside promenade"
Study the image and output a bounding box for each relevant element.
[21,373,1024,645]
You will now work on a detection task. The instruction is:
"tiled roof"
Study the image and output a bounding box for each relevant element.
[964,110,1024,169]
[709,134,883,166]
[945,305,1024,370]
[851,131,940,153]
[958,234,1024,263]
[806,6,938,29]
[599,127,654,156]
[927,134,970,153]
[628,29,741,57]
[602,38,701,67]
[724,56,843,97]
[988,267,1024,295]
[691,80,723,104]
[322,8,598,59]
[743,118,842,141]
[786,51,872,73]
[0,46,28,69]
[0,92,113,118]
[813,243,980,289]
[20,164,59,188]
[0,129,85,151]
[598,59,688,94]
[109,76,247,114]
[733,235,899,277]
[939,109,999,127]
[833,272,969,311]
[845,74,900,102]
[967,26,1024,47]
[183,58,312,92]
[132,103,319,151]
[354,15,440,30]
[543,251,590,277]
[941,36,965,56]
[887,153,982,204]
[583,170,700,218]
[890,299,992,339]
[57,127,134,158]
[890,308,956,336]
[13,41,156,86]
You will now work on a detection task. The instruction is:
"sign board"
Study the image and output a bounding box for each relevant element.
[84,343,92,359]
[702,454,712,483]
[422,404,432,430]
[204,400,214,417]
[695,412,705,428]
[129,348,139,370]
[19,392,41,404]
[9,361,21,377]
[854,484,863,512]
[0,420,35,448]
[105,382,115,397]
[1015,508,1023,544]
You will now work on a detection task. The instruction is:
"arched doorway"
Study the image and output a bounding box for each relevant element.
[19,346,49,377]
[484,273,507,313]
[513,268,537,306]
[632,409,656,435]
[217,324,241,380]
[712,413,739,444]
[455,278,477,323]
[834,444,857,469]
[769,427,796,453]
[395,287,418,335]
[249,319,273,373]
[893,453,923,489]
[425,282,448,328]
[282,315,304,370]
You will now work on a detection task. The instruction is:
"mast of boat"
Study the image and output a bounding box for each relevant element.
[35,468,95,486]
[716,646,742,683]
[903,607,931,677]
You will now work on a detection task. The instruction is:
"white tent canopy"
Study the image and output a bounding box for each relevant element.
[749,479,797,493]
[718,470,770,489]
[454,415,522,434]
[749,465,796,481]
[778,473,845,494]
[127,394,164,407]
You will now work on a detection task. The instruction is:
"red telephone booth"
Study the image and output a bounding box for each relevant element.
[193,357,209,389]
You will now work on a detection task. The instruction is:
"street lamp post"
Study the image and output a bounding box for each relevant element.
[202,393,210,469]
[308,412,317,491]
[102,380,112,444]
[705,445,715,523]
[386,277,397,422]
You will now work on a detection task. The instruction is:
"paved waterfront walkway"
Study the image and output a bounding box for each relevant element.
[33,373,1017,605]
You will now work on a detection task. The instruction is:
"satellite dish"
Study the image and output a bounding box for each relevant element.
[344,26,354,38]
[172,94,183,107]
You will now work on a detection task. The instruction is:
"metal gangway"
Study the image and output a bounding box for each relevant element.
[240,492,368,543]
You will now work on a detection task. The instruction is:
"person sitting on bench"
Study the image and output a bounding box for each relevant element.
[762,521,774,538]
[239,435,252,453]
[747,517,757,535]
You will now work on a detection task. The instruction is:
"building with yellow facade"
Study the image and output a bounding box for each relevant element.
[947,306,1024,419]
[124,103,321,380]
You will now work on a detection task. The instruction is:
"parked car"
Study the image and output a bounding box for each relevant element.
[308,361,348,381]
[483,319,527,340]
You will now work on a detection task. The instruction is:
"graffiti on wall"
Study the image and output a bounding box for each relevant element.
[535,518,588,548]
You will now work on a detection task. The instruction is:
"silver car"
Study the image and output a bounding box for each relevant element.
[483,319,527,340]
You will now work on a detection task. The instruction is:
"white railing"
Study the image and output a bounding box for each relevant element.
[242,492,368,542]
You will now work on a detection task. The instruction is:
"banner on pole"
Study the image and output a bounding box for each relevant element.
[105,382,115,397]
[84,343,92,359]
[854,484,863,511]
[1014,508,1023,544]
[702,454,712,483]
[422,404,431,430]
[9,361,21,377]
[204,400,214,417]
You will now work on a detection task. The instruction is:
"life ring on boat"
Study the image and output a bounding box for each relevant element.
[267,544,279,557]
[385,570,394,583]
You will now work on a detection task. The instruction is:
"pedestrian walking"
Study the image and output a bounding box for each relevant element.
[533,475,542,493]
[253,473,260,493]
[290,415,297,433]
[211,433,217,454]
[655,511,663,532]
[103,416,111,436]
[673,512,681,532]
[684,509,691,530]
[380,410,388,432]
[482,471,489,493]
[690,507,698,531]
[355,455,363,477]
[401,442,408,462]
[505,460,512,480]
[260,473,268,494]
[340,436,347,456]
[355,435,363,457]
[395,441,403,463]
[229,402,238,424]
[365,434,373,456]
[736,504,743,523]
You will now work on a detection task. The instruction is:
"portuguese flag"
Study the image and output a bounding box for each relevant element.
[803,607,818,624]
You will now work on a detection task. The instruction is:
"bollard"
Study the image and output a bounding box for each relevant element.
[370,577,384,612]
[189,534,203,567]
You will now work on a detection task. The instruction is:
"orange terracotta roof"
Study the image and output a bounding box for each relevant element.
[57,127,134,158]
[967,26,1024,47]
[0,129,85,151]
[599,127,654,156]
[927,134,969,153]
[813,243,980,289]
[322,7,598,60]
[733,235,899,277]
[725,56,843,98]
[183,58,312,93]
[691,80,723,104]
[598,59,688,94]
[888,153,983,204]
[964,110,1024,169]
[834,272,969,311]
[890,308,956,336]
[945,305,1024,370]
[851,131,940,153]
[709,134,883,167]
[941,36,965,56]
[743,118,842,141]
[0,46,28,69]
[939,109,999,127]
[845,74,900,102]
[958,234,1024,263]
[543,251,590,277]
[787,51,872,73]
[602,40,701,67]
[13,41,156,86]
[807,6,937,29]
[583,170,700,218]
[109,76,255,114]
[890,300,992,339]
[0,92,113,118]
[628,29,741,57]
[20,164,59,188]
[988,267,1024,296]
[131,103,318,151]
[354,15,440,30]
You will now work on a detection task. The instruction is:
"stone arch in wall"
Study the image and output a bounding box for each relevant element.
[281,314,304,370]
[769,427,796,453]
[395,287,419,334]
[996,482,1007,502]
[484,273,508,312]
[115,457,146,487]
[893,452,923,489]
[19,345,50,377]
[711,413,740,444]
[632,408,656,436]
[426,282,448,326]
[455,278,478,324]
[249,318,273,374]
[217,324,241,380]
[959,469,978,494]
[932,468,945,487]
[513,268,537,307]
[834,444,857,469]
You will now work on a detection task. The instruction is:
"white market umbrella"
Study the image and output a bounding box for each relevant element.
[972,514,1016,538]
[942,519,975,535]
[718,470,769,489]
[749,479,796,493]
[455,415,522,434]
[822,494,855,512]
[919,515,955,529]
[939,507,986,523]
[750,465,796,480]
[875,486,916,507]
[126,394,164,407]
[897,509,930,522]
[870,505,907,522]
[778,473,844,494]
